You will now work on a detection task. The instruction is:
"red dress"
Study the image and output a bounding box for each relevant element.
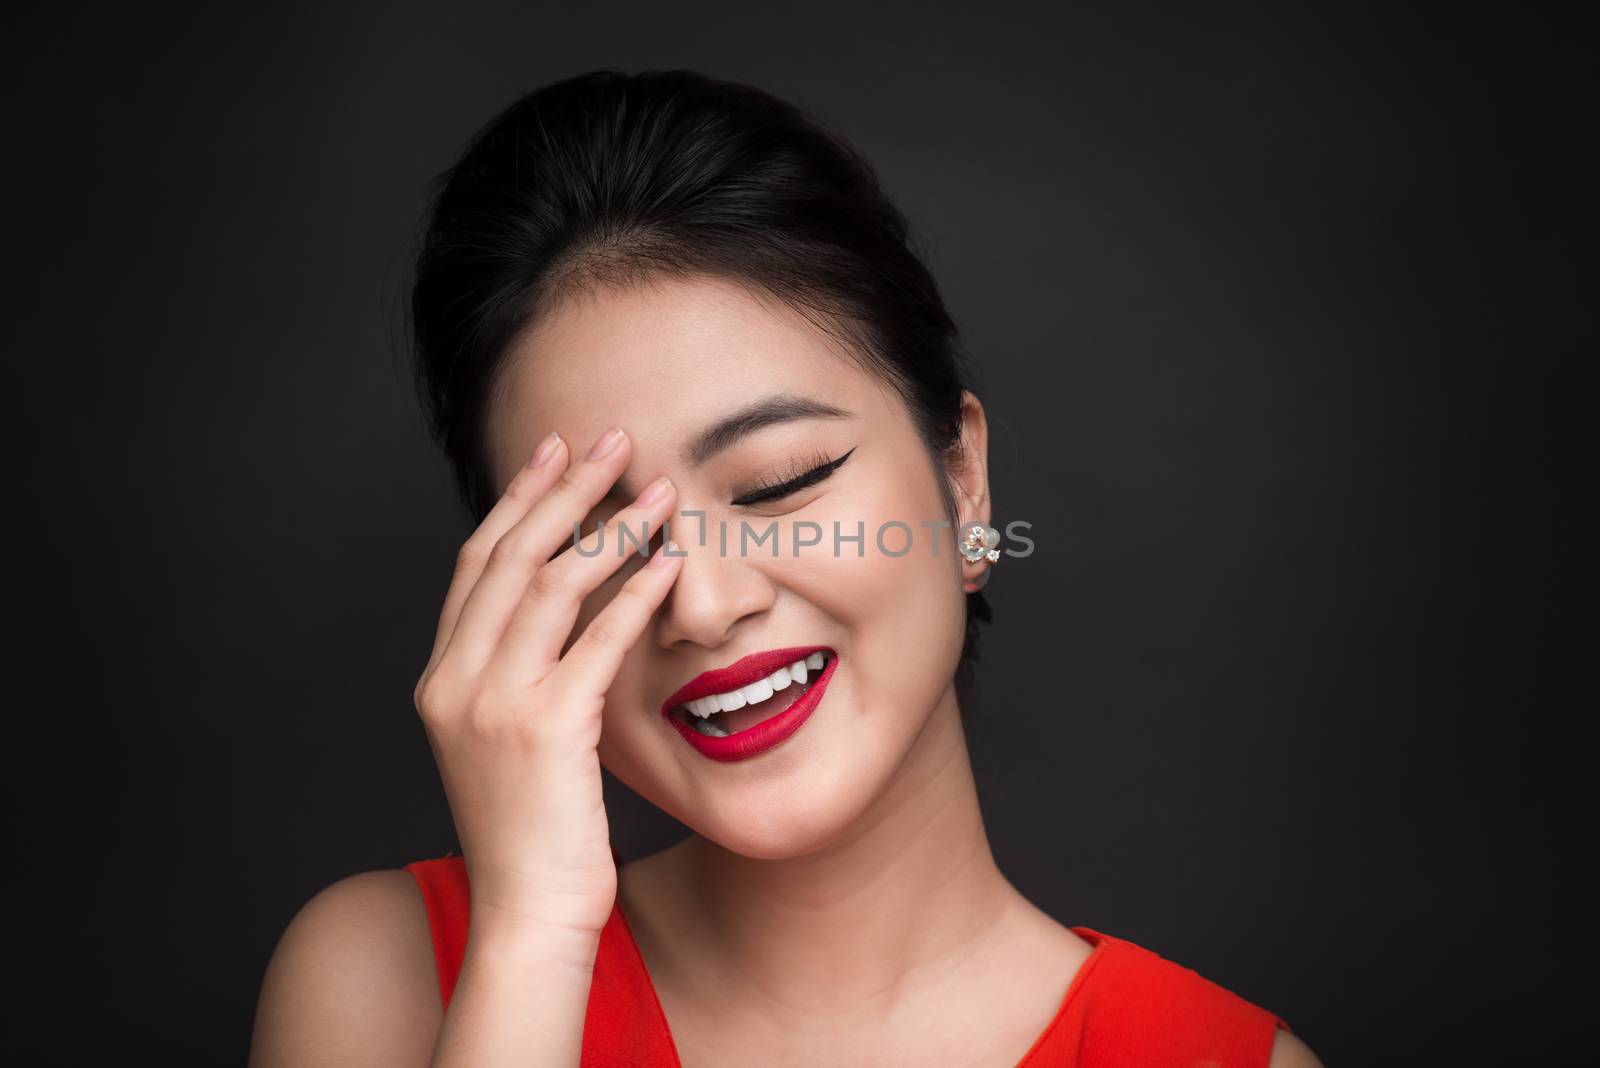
[405,849,1292,1066]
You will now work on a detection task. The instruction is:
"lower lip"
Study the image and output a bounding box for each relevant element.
[666,655,840,762]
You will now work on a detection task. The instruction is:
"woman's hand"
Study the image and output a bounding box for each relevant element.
[412,426,681,942]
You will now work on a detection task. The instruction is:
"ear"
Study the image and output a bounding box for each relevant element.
[946,389,992,534]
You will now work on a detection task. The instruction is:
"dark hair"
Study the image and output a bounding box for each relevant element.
[407,68,993,719]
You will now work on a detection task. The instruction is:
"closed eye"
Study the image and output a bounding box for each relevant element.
[731,446,856,507]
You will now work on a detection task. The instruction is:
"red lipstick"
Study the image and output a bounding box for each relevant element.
[660,645,839,762]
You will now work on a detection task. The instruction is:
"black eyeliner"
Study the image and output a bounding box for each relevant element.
[732,446,857,506]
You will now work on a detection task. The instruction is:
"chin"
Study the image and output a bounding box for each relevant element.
[684,728,925,861]
[606,664,952,859]
[687,794,875,860]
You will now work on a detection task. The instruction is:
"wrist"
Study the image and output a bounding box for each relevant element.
[465,909,604,973]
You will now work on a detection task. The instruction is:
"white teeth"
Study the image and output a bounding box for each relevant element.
[681,651,831,720]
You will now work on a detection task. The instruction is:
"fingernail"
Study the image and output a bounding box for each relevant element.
[587,427,625,460]
[634,476,672,507]
[529,432,562,468]
[647,539,680,568]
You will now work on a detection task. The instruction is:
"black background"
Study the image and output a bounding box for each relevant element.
[6,2,1587,1064]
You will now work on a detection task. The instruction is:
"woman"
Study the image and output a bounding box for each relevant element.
[249,69,1322,1067]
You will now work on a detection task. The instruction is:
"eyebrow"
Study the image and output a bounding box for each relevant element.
[600,393,852,503]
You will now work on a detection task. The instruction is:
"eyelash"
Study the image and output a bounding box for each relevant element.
[731,446,856,507]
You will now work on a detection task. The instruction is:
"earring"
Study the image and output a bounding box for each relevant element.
[959,521,1000,593]
[959,521,1001,564]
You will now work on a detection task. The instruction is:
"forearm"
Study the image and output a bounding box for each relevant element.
[428,922,601,1068]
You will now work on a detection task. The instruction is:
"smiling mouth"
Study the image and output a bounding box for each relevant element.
[670,650,835,737]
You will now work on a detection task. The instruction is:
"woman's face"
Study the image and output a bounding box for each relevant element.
[485,273,990,858]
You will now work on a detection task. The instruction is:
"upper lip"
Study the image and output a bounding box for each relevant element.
[659,645,834,717]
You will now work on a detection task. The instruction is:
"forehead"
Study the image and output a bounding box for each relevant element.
[488,274,877,476]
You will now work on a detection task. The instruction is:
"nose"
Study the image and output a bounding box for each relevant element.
[652,519,776,650]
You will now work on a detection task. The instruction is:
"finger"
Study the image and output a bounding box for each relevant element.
[437,426,636,679]
[483,475,679,689]
[422,433,570,680]
[543,539,684,708]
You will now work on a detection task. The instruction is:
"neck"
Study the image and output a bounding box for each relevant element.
[656,686,1022,1017]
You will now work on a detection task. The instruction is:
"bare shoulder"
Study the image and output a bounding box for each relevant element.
[1269,1027,1325,1068]
[248,869,442,1068]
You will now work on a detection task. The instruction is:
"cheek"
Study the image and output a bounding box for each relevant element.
[809,526,951,625]
[799,484,967,695]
